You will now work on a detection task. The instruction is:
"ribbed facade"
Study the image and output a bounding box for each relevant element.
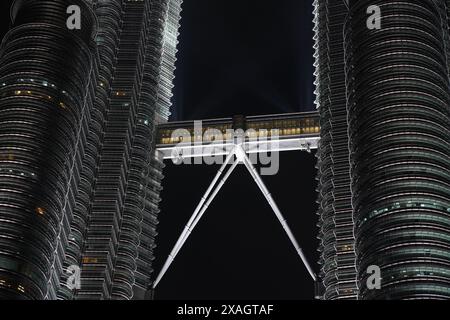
[0,0,182,300]
[0,0,98,299]
[72,0,182,300]
[313,0,358,300]
[56,0,123,300]
[345,0,450,299]
[315,0,450,300]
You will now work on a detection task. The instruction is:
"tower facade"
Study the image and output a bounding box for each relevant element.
[315,0,450,299]
[345,0,450,299]
[0,0,182,300]
[70,0,182,300]
[313,0,358,300]
[0,0,98,299]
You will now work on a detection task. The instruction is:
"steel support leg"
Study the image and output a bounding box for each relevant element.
[237,146,317,281]
[153,150,238,289]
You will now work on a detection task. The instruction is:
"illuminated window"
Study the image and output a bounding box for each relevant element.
[338,245,354,253]
[82,257,98,264]
[0,153,14,161]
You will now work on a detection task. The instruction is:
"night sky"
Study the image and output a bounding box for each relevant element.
[0,0,319,300]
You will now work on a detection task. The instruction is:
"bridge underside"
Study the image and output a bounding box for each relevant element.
[157,136,319,160]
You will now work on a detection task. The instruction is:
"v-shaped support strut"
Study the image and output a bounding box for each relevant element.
[153,145,317,289]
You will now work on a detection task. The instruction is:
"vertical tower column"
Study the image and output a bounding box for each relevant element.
[0,0,97,299]
[313,0,358,300]
[346,0,450,299]
[58,0,123,300]
[75,0,183,300]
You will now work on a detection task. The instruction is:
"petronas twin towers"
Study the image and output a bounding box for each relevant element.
[0,0,448,300]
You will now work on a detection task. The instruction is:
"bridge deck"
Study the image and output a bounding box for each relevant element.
[156,111,320,160]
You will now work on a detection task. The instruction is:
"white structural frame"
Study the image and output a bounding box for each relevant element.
[157,135,320,161]
[153,138,318,289]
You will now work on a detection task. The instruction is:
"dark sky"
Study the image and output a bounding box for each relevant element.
[171,0,315,121]
[0,0,319,300]
[0,2,13,36]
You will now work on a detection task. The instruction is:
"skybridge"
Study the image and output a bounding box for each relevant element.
[153,111,323,298]
[156,111,320,160]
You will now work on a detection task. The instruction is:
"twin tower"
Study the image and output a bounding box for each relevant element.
[0,0,448,300]
[315,0,450,299]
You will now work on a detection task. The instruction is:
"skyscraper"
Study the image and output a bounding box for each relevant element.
[313,0,358,300]
[346,0,450,300]
[66,0,182,301]
[0,0,182,300]
[315,0,450,299]
[0,0,99,299]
